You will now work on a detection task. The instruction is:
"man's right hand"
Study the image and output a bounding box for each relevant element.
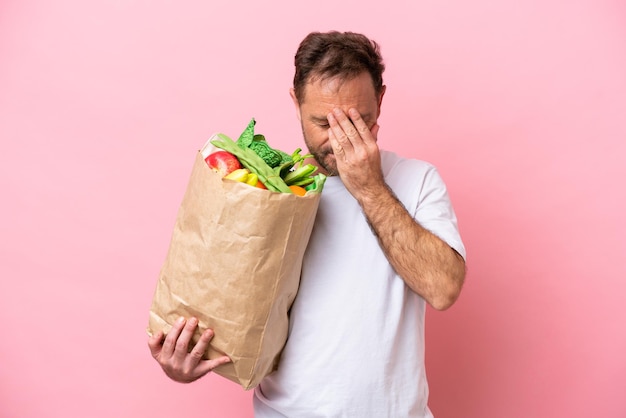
[148,316,231,383]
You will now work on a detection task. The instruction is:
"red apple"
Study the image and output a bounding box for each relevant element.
[205,151,242,177]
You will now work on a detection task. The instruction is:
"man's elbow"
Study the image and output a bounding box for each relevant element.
[430,264,465,311]
[430,284,462,310]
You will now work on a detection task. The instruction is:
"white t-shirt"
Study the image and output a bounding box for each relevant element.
[254,150,466,418]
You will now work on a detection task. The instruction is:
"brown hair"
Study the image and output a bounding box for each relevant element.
[293,31,385,103]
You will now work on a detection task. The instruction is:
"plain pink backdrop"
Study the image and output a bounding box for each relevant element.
[1,0,625,417]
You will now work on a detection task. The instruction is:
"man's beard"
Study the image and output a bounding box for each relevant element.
[301,127,339,176]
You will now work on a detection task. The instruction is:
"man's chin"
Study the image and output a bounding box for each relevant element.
[319,155,338,176]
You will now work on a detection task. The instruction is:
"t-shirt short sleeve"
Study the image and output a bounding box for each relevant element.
[382,151,466,261]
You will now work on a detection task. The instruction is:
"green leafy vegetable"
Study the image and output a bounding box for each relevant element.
[211,134,292,193]
[248,137,284,168]
[236,119,295,169]
[213,118,326,194]
[236,119,256,148]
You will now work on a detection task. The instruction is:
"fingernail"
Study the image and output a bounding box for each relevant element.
[176,316,185,325]
[333,108,342,115]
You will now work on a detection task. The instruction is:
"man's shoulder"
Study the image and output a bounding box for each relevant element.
[380,149,437,177]
[380,150,448,205]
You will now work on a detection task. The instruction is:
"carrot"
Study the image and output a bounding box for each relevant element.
[288,185,307,196]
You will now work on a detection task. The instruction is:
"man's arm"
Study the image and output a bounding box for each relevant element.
[327,108,465,310]
[358,184,465,310]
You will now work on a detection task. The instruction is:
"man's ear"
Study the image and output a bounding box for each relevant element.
[377,85,386,117]
[289,88,302,121]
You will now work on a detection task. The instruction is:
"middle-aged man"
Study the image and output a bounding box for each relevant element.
[149,30,467,418]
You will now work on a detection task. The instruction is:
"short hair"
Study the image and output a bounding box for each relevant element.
[293,31,385,103]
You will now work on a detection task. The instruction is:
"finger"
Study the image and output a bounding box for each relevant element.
[188,328,215,364]
[332,108,361,146]
[195,355,232,379]
[328,128,345,158]
[162,316,186,357]
[348,108,376,146]
[208,355,232,370]
[173,317,199,363]
[148,331,164,359]
[190,329,231,378]
[327,111,355,154]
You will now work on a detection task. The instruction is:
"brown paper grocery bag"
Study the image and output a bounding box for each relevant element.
[147,150,320,390]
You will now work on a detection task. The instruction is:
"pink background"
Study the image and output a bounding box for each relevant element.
[1,0,625,417]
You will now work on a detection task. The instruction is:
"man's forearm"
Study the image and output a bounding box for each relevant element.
[357,185,466,310]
